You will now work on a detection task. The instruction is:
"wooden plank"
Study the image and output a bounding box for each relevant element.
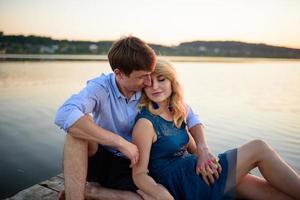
[6,184,58,200]
[6,174,64,200]
[39,175,64,192]
[57,173,64,179]
[6,173,247,199]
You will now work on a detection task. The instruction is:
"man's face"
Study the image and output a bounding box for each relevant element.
[122,70,153,92]
[115,59,156,96]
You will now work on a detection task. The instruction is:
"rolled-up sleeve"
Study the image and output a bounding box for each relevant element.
[186,104,203,129]
[54,81,103,132]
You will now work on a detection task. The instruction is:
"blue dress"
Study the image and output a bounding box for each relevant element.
[136,108,237,200]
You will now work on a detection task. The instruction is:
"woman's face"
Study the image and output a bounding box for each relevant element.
[144,73,172,104]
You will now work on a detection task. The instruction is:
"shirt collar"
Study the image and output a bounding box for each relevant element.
[111,73,141,101]
[111,73,122,98]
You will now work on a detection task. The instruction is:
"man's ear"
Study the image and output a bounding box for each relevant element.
[114,68,123,79]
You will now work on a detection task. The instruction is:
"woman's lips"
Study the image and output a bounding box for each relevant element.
[151,92,161,97]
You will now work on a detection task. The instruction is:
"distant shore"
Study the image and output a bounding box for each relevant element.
[2,34,300,59]
[1,54,299,63]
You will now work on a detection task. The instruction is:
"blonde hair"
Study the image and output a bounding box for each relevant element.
[139,59,187,128]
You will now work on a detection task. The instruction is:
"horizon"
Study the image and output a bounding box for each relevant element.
[3,32,300,50]
[1,0,300,49]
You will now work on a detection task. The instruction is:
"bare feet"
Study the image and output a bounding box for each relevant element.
[58,182,142,200]
[85,182,102,200]
[85,182,142,200]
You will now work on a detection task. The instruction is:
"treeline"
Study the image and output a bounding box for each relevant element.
[0,32,112,55]
[1,32,300,58]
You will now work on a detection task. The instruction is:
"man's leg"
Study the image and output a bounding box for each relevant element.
[63,134,88,200]
[63,135,143,200]
[85,144,143,200]
[87,146,144,200]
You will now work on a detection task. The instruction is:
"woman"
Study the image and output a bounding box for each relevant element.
[132,59,300,200]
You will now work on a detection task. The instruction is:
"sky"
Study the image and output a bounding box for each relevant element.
[1,0,300,48]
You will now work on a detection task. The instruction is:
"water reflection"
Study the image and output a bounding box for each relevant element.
[0,60,299,198]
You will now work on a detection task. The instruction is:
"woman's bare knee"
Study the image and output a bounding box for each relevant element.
[249,139,274,160]
[249,139,267,148]
[239,140,267,158]
[246,139,269,154]
[236,140,269,181]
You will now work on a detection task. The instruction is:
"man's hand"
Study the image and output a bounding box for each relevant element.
[195,147,222,186]
[117,139,139,167]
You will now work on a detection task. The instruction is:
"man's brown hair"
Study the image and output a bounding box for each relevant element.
[108,36,156,76]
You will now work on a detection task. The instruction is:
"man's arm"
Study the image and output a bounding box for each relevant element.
[189,124,209,153]
[54,81,138,165]
[68,114,139,165]
[189,123,222,186]
[186,104,210,156]
[186,104,221,185]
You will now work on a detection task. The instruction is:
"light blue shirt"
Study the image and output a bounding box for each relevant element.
[55,73,202,156]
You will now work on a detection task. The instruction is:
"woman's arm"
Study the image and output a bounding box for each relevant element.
[132,118,174,200]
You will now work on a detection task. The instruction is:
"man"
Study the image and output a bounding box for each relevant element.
[55,36,157,199]
[55,36,200,200]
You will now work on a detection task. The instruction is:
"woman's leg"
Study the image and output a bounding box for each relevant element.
[235,139,300,199]
[236,174,294,200]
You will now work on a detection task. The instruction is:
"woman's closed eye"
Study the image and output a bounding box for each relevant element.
[157,75,166,82]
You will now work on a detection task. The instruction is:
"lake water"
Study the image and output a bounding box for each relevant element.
[0,59,300,198]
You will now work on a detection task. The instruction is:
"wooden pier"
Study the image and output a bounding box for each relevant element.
[5,174,247,200]
[5,174,64,200]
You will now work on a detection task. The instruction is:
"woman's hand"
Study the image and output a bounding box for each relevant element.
[195,147,222,186]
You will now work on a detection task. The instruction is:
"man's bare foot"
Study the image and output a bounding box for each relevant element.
[85,182,142,200]
[85,182,102,200]
[58,182,142,200]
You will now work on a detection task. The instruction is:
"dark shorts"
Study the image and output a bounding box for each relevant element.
[87,145,137,192]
